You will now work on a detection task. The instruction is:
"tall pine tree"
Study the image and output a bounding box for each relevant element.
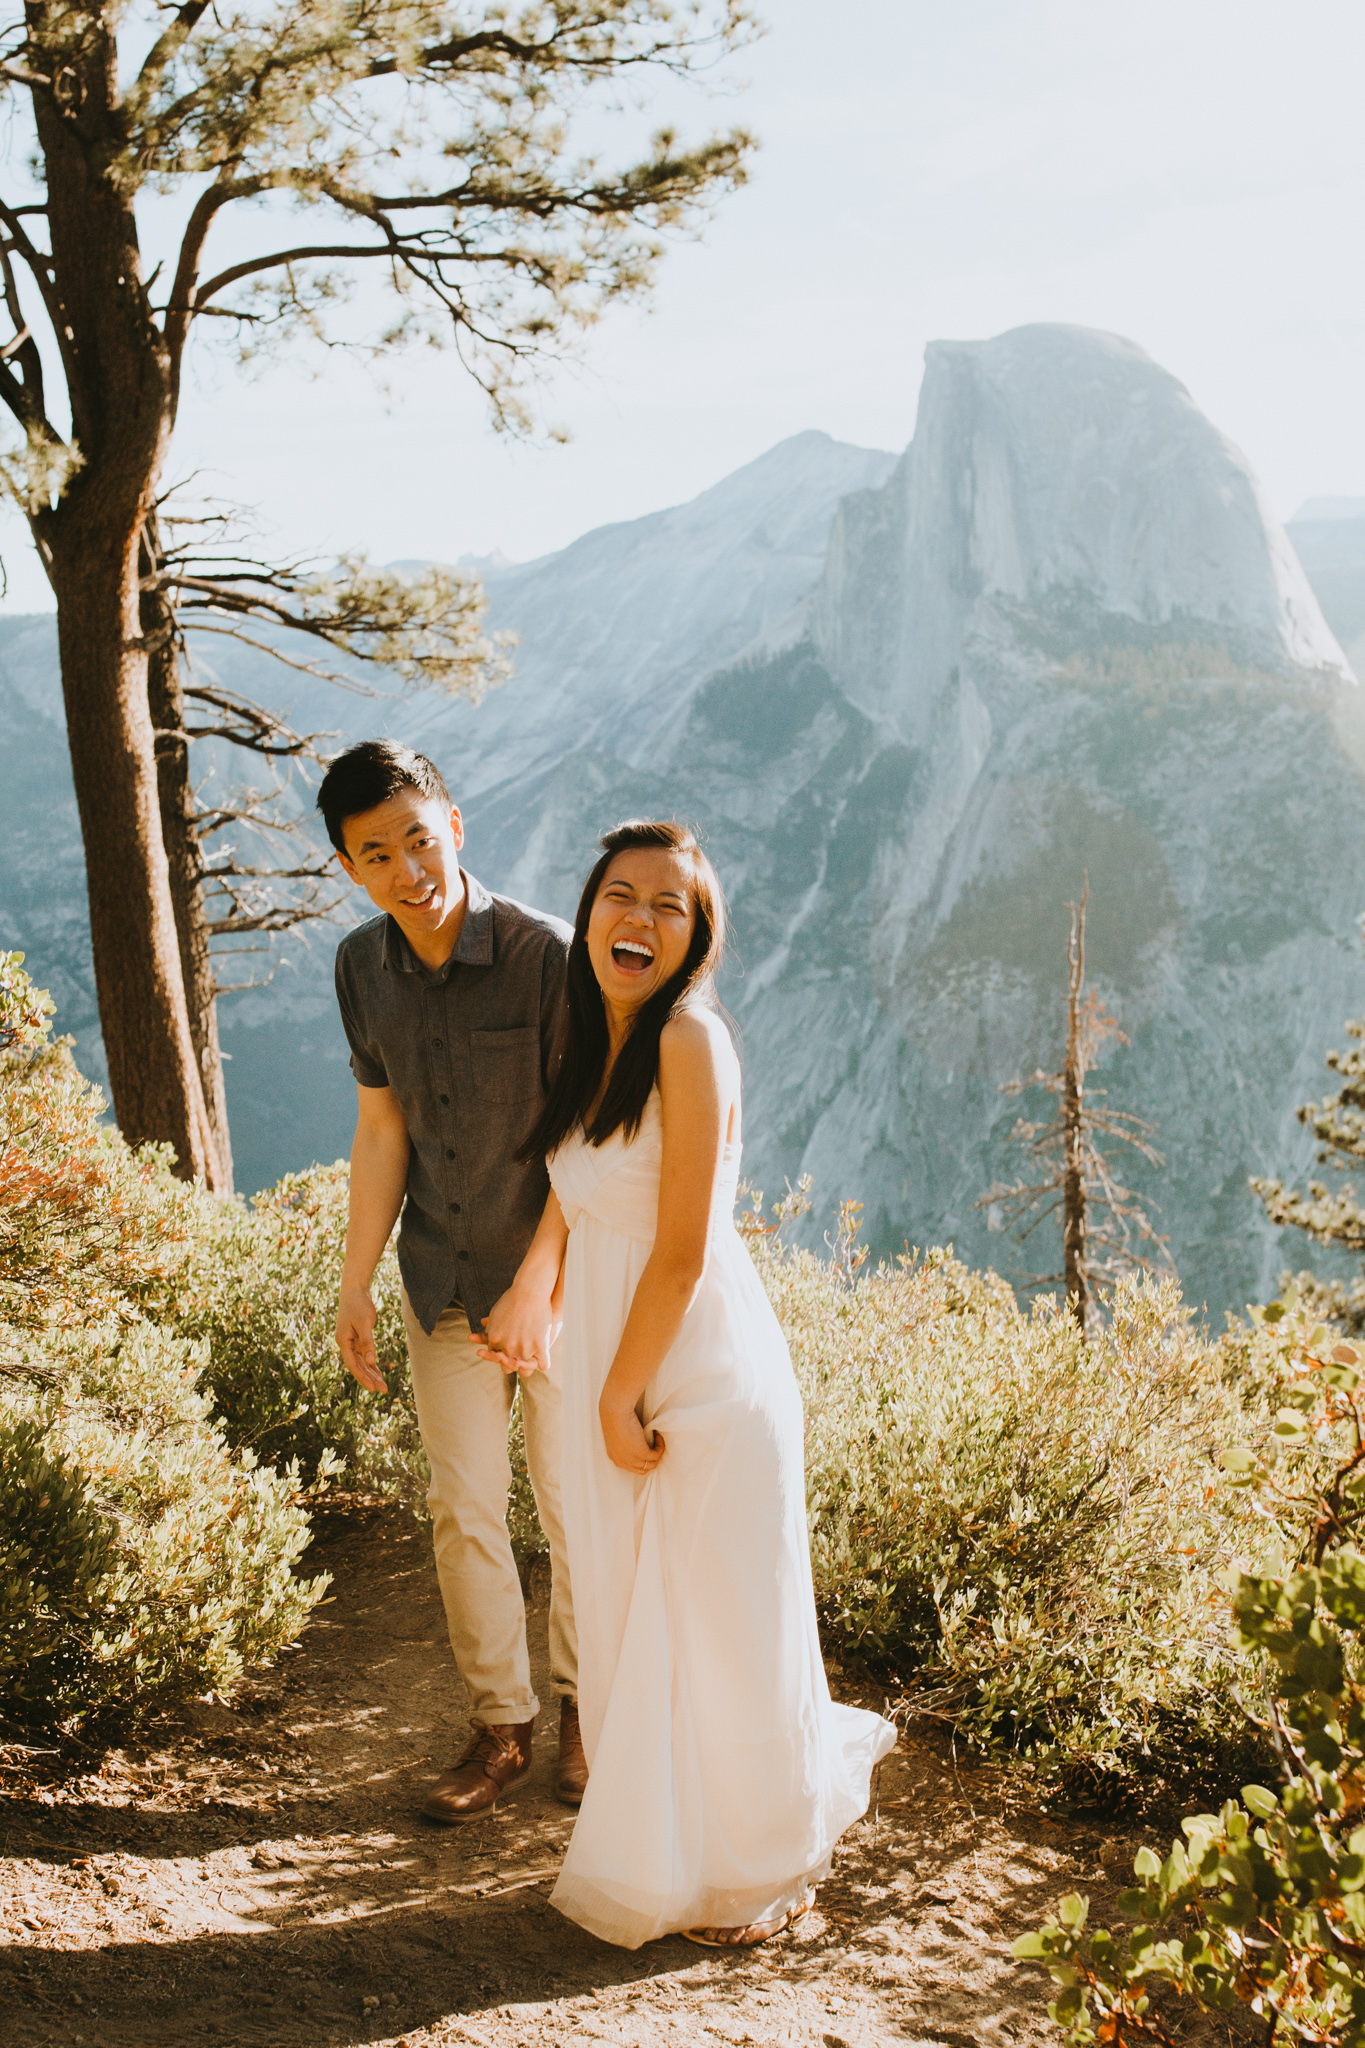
[0,0,753,1187]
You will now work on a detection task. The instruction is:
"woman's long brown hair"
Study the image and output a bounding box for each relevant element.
[518,820,726,1161]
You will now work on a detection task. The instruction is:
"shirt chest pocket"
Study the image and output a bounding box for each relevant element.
[469,1026,541,1104]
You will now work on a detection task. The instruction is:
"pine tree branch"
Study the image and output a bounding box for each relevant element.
[180,682,334,761]
[0,195,68,367]
[204,888,344,939]
[192,235,394,311]
[127,0,214,113]
[178,619,382,691]
[163,168,274,370]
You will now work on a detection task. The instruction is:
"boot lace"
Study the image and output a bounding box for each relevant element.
[458,1724,519,1770]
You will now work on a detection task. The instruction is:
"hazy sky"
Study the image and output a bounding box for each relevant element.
[4,0,1364,611]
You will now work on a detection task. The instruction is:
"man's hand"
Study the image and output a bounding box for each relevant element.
[599,1394,664,1476]
[337,1276,388,1393]
[478,1283,556,1376]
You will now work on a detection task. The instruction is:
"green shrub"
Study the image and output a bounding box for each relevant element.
[8,929,1287,1772]
[1016,1294,1365,2045]
[0,1322,330,1730]
[179,1156,1289,1791]
[178,1162,544,1569]
[175,1163,422,1495]
[0,958,330,1733]
[0,951,210,1333]
[744,1204,1282,1800]
[0,1411,120,1711]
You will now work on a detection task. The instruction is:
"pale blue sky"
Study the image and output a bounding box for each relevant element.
[4,0,1364,610]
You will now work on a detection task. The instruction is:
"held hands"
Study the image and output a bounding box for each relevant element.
[477,1282,559,1377]
[599,1392,665,1476]
[336,1277,388,1394]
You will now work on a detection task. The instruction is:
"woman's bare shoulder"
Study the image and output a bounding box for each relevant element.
[660,1006,738,1076]
[661,1004,731,1049]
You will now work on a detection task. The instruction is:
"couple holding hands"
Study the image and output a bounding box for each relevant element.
[322,739,893,1953]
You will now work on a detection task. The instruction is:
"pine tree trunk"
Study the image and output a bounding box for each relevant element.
[26,37,229,1191]
[1062,894,1089,1332]
[50,538,226,1187]
[143,567,234,1192]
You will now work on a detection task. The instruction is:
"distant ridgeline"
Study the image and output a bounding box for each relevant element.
[4,323,1365,1320]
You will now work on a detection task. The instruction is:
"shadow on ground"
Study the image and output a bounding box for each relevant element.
[0,1509,1207,2048]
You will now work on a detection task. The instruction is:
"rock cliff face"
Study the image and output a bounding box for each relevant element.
[463,326,1365,1316]
[5,327,1364,1317]
[1285,502,1365,682]
[816,326,1348,747]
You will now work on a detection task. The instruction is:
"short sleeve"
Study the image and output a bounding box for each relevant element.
[335,942,390,1089]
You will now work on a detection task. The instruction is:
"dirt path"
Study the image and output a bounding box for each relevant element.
[0,1508,1213,2048]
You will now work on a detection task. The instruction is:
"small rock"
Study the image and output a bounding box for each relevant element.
[1098,1837,1128,1872]
[252,1848,280,1871]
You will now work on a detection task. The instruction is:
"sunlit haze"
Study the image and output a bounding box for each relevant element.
[3,0,1362,611]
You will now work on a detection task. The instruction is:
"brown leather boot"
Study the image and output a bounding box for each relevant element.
[422,1720,534,1823]
[556,1698,588,1808]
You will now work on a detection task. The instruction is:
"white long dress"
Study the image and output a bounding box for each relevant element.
[547,1088,895,1949]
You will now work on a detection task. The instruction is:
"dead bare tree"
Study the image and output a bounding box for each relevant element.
[978,881,1172,1332]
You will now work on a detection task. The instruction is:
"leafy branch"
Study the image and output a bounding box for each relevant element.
[1015,1294,1365,2046]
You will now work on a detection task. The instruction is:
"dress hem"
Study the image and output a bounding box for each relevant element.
[549,1853,834,1952]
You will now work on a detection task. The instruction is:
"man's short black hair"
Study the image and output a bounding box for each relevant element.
[317,740,452,857]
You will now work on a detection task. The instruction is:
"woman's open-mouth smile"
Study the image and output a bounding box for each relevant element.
[611,938,655,976]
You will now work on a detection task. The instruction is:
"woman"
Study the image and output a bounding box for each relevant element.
[481,821,894,1950]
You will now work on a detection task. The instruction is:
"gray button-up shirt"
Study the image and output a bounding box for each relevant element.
[333,870,571,1335]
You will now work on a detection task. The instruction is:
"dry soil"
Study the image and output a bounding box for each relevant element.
[0,1507,1242,2048]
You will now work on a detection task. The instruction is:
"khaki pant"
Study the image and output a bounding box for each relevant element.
[401,1293,576,1725]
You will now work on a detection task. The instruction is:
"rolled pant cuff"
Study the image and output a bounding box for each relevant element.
[472,1696,541,1726]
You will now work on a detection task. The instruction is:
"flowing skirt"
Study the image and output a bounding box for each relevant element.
[549,1214,895,1949]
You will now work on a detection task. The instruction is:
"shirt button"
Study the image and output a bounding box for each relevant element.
[446,1147,455,1160]
[458,1250,470,1261]
[440,1093,450,1105]
[432,1037,443,1049]
[449,1201,461,1214]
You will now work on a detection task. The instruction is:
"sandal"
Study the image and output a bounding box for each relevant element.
[682,1888,815,1949]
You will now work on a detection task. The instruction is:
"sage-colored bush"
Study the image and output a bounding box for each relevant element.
[0,955,330,1734]
[177,1164,544,1567]
[0,1321,330,1727]
[0,1412,119,1712]
[1017,1295,1365,2045]
[0,949,1292,1771]
[175,1163,423,1498]
[744,1203,1282,1798]
[0,950,210,1333]
[182,1157,1289,1793]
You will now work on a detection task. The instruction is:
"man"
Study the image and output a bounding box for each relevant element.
[319,738,583,1821]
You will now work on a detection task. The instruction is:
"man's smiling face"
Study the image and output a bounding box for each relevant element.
[337,787,466,943]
